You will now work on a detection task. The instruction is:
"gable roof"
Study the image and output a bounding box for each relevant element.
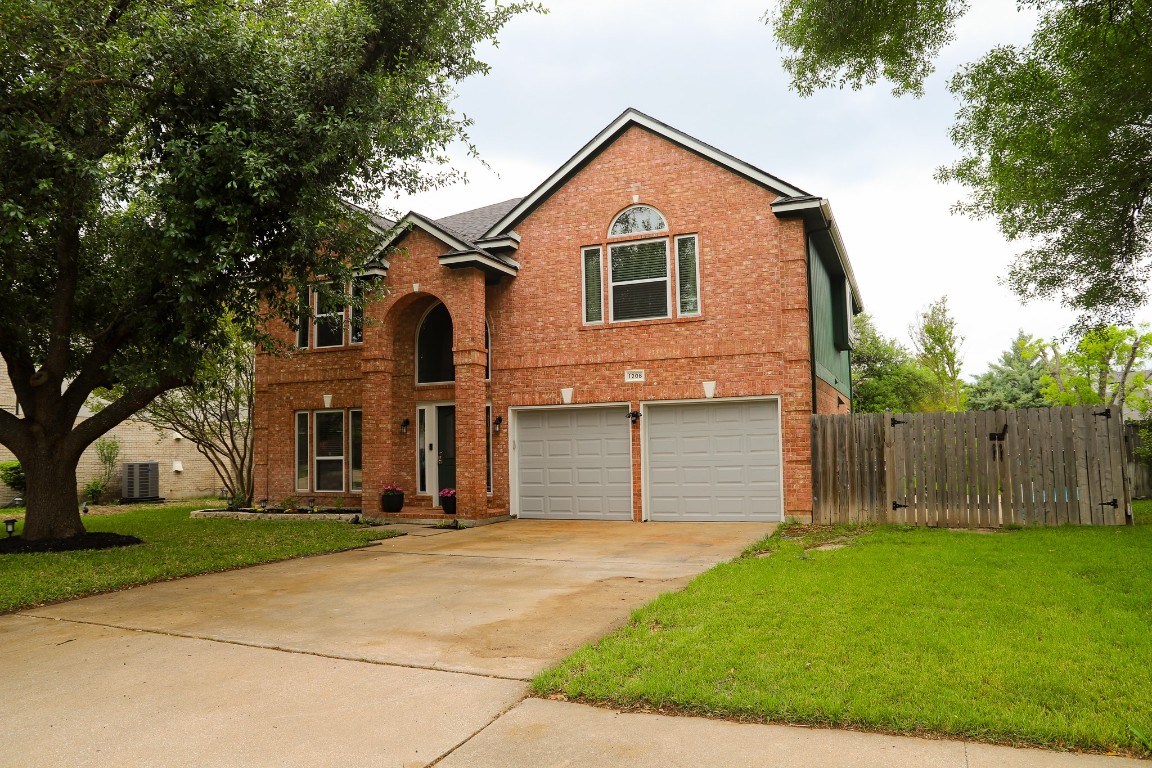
[435,198,522,241]
[481,108,810,238]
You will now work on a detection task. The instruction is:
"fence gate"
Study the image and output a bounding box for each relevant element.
[811,406,1131,527]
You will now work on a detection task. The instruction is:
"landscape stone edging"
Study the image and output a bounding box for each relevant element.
[190,509,360,522]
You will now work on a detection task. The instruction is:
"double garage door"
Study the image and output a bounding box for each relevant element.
[515,400,782,522]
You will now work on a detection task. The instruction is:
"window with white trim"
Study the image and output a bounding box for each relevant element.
[610,205,667,236]
[582,246,603,324]
[349,409,363,491]
[295,412,309,490]
[314,285,345,348]
[610,238,670,322]
[314,410,345,491]
[675,234,700,316]
[583,205,700,325]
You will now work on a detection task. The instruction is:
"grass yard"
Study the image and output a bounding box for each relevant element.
[534,502,1152,758]
[0,502,400,613]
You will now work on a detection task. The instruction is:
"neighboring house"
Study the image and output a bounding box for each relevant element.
[0,379,220,504]
[254,109,862,523]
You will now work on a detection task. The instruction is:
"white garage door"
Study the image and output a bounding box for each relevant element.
[646,400,782,522]
[515,406,632,520]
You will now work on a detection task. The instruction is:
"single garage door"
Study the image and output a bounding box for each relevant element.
[646,399,782,521]
[515,406,632,520]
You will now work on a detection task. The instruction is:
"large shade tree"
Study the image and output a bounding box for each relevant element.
[850,313,935,413]
[768,0,1152,326]
[0,0,528,540]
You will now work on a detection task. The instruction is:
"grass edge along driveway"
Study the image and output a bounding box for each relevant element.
[1,503,400,613]
[533,504,1152,759]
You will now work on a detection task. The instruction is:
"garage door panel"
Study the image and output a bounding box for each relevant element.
[646,400,782,522]
[517,406,632,520]
[604,437,630,457]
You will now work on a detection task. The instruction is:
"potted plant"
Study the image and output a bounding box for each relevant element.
[439,488,457,514]
[381,484,404,513]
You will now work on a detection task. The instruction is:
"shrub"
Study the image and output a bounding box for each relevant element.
[83,478,107,504]
[0,461,26,494]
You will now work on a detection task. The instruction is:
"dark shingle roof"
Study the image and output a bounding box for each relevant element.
[435,198,523,241]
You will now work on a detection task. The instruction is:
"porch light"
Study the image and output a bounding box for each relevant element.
[493,416,503,433]
[400,418,410,436]
[628,410,642,424]
[4,518,15,537]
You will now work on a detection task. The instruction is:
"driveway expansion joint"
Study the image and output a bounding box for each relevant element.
[19,613,532,683]
[377,549,705,568]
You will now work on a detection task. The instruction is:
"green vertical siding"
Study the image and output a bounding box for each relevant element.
[809,242,851,397]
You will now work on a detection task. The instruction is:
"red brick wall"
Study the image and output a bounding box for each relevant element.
[255,125,818,519]
[816,378,851,415]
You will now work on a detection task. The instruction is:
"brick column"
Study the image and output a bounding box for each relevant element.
[360,356,394,515]
[452,269,488,519]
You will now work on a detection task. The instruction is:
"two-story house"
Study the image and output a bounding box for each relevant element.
[253,109,861,523]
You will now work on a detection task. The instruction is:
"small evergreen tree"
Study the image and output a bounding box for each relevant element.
[968,332,1047,411]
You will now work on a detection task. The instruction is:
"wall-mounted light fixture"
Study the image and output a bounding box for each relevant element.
[493,415,503,433]
[627,410,642,424]
[5,518,16,537]
[400,418,410,436]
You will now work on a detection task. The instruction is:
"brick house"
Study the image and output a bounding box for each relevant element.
[254,109,861,523]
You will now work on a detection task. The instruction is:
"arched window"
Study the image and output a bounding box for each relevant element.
[417,303,454,384]
[609,205,667,237]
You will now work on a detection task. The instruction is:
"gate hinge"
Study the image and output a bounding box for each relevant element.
[1092,408,1112,419]
[890,417,908,427]
[892,500,908,510]
[1099,498,1119,509]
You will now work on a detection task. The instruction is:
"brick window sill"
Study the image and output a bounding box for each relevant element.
[579,315,705,331]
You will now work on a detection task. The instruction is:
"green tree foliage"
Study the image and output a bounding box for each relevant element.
[0,0,531,540]
[0,461,25,495]
[768,0,1152,325]
[850,313,935,412]
[1039,325,1152,412]
[93,318,256,505]
[909,296,966,411]
[968,331,1047,411]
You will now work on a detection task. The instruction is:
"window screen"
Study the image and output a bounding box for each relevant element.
[676,235,700,316]
[295,412,309,490]
[610,240,669,321]
[315,285,345,348]
[314,411,344,491]
[583,247,602,323]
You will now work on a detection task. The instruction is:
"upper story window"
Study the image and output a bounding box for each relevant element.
[584,205,700,324]
[295,280,368,350]
[610,205,667,237]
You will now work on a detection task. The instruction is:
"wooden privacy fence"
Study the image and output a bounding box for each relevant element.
[1124,422,1152,499]
[811,406,1132,527]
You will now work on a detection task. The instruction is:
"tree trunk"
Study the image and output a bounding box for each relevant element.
[21,449,85,541]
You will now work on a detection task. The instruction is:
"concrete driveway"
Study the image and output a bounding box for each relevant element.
[1,519,769,766]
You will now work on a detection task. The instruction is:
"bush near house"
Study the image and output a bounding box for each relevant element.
[0,460,25,494]
[535,503,1152,758]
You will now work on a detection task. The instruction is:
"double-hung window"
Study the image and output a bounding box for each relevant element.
[314,285,346,348]
[583,204,701,324]
[314,411,345,491]
[609,238,670,321]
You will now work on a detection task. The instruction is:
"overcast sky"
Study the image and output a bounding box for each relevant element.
[384,0,1152,378]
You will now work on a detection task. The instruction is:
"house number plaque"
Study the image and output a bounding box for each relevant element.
[624,369,645,383]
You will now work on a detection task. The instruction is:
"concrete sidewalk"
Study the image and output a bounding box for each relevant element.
[441,698,1148,768]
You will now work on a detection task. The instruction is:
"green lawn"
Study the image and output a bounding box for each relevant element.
[0,503,399,613]
[533,502,1152,757]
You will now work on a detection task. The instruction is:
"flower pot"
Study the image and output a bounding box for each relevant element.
[440,496,457,515]
[381,493,404,513]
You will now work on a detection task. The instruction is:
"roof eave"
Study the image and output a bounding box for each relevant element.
[772,197,863,312]
[482,108,810,239]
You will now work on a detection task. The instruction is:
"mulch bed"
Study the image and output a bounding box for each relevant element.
[0,532,143,554]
